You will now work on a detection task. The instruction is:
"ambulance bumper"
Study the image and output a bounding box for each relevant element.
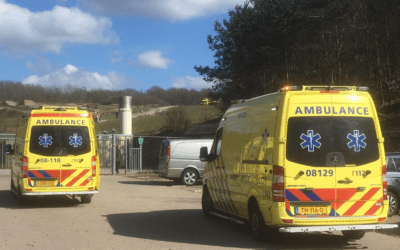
[279,223,398,233]
[22,191,99,196]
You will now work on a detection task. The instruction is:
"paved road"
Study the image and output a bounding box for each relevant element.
[1,173,400,250]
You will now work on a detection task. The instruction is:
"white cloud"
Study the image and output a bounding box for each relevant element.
[22,64,133,90]
[78,0,244,21]
[130,50,174,69]
[171,76,212,90]
[0,0,118,54]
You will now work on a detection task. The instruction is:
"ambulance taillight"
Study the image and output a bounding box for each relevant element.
[92,156,96,177]
[382,165,387,200]
[22,156,28,178]
[273,165,285,202]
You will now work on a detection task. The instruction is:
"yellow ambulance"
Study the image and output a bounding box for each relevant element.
[200,85,398,240]
[8,106,100,205]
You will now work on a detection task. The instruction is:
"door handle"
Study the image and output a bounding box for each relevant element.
[338,179,353,184]
[62,163,72,167]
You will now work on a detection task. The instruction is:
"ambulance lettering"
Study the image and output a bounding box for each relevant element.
[36,119,85,125]
[295,106,369,115]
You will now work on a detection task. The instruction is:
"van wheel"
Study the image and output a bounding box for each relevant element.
[202,187,214,217]
[342,230,365,240]
[250,203,266,241]
[81,195,93,204]
[387,191,399,217]
[181,169,198,186]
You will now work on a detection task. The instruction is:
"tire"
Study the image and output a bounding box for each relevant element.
[342,230,365,240]
[81,195,93,204]
[181,169,199,186]
[202,187,214,217]
[387,191,399,217]
[249,202,266,241]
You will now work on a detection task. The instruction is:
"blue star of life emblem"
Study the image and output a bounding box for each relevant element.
[39,134,53,147]
[300,130,321,152]
[347,130,366,152]
[69,134,83,148]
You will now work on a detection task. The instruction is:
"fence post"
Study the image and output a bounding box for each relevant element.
[112,132,116,175]
[125,137,128,174]
[140,144,142,171]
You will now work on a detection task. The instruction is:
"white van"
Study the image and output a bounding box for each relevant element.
[158,139,213,185]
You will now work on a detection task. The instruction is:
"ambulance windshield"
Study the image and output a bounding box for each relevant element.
[286,117,379,166]
[29,126,91,156]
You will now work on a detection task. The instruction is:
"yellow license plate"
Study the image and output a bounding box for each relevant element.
[37,181,55,187]
[295,206,327,215]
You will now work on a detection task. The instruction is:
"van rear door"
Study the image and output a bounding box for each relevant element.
[284,94,337,217]
[28,123,92,190]
[28,125,62,189]
[331,97,382,217]
[59,126,93,189]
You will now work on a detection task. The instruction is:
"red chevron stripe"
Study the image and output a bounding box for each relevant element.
[336,188,358,201]
[334,201,346,210]
[30,170,44,178]
[313,188,335,201]
[44,170,61,177]
[343,188,380,216]
[79,179,91,186]
[65,169,90,187]
[288,189,311,202]
[364,198,383,216]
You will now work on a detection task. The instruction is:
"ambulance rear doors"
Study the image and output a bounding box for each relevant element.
[27,113,94,191]
[283,90,383,220]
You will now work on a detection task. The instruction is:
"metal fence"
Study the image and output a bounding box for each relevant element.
[0,133,16,172]
[97,134,140,174]
[129,148,142,171]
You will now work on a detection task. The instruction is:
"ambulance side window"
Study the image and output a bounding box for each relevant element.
[211,129,223,157]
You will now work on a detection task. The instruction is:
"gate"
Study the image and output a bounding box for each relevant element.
[97,134,137,174]
[0,133,16,172]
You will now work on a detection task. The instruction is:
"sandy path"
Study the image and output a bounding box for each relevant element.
[131,106,176,119]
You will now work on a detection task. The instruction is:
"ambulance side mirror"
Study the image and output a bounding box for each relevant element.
[5,144,14,155]
[200,147,209,162]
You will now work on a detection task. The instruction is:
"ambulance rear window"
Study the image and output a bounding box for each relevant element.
[286,117,379,166]
[30,126,91,156]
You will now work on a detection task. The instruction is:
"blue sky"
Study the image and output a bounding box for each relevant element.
[0,0,244,91]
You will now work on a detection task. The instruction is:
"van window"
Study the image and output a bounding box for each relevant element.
[30,126,91,156]
[211,129,223,156]
[286,117,379,166]
[172,142,200,159]
[387,157,400,172]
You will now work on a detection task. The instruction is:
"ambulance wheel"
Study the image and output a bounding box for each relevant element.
[342,230,365,240]
[81,195,93,204]
[387,191,399,217]
[202,187,213,217]
[181,169,198,186]
[250,202,266,241]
